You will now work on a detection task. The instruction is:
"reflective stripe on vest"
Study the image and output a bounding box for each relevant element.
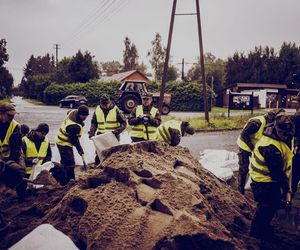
[95,106,120,134]
[249,135,293,183]
[131,105,158,140]
[237,115,266,152]
[0,120,19,160]
[157,120,182,144]
[23,136,49,174]
[55,110,83,147]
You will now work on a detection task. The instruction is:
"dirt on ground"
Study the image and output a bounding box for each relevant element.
[1,141,300,250]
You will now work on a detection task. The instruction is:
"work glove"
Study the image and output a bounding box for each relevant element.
[143,115,150,125]
[238,172,247,195]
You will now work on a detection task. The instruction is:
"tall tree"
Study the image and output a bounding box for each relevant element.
[148,33,166,80]
[122,37,139,71]
[69,50,99,83]
[0,39,13,97]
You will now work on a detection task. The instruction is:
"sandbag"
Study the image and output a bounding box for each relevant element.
[9,224,78,250]
[91,132,119,160]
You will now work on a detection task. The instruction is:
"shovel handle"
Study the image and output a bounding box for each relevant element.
[286,191,292,203]
[80,154,87,172]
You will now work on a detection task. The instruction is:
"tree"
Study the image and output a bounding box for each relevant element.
[69,50,99,83]
[0,39,14,97]
[136,62,148,75]
[148,33,166,80]
[100,60,122,76]
[52,57,73,83]
[166,65,179,81]
[123,37,139,71]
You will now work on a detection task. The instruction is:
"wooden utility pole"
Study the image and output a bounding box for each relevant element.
[195,0,209,122]
[159,0,177,114]
[181,58,185,80]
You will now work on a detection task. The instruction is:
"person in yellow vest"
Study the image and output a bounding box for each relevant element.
[22,123,52,178]
[249,113,294,239]
[157,120,195,146]
[237,108,285,194]
[0,102,27,202]
[89,94,127,165]
[56,105,89,185]
[128,92,161,142]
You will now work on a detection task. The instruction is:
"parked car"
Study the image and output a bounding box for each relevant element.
[118,80,171,115]
[58,95,87,108]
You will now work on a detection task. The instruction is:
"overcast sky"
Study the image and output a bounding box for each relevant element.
[1,0,300,85]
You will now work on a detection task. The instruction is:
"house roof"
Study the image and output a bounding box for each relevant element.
[236,83,287,89]
[100,70,148,82]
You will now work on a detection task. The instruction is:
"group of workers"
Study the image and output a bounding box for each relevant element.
[0,92,195,232]
[237,102,300,239]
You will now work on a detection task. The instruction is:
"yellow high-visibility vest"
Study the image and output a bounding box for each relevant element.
[131,105,158,140]
[55,110,83,147]
[237,115,266,152]
[250,135,293,183]
[157,120,182,145]
[95,106,120,134]
[23,136,49,174]
[0,120,19,160]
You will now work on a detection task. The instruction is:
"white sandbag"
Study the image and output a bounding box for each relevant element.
[119,131,132,145]
[30,162,54,181]
[204,165,234,182]
[9,224,78,250]
[91,132,119,159]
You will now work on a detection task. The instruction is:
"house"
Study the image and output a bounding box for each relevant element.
[223,83,300,108]
[100,70,149,83]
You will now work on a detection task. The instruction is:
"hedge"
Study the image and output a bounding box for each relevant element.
[44,80,214,111]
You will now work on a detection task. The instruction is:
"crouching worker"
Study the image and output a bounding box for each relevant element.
[156,120,195,146]
[56,105,89,185]
[249,113,294,239]
[0,160,26,234]
[22,123,51,178]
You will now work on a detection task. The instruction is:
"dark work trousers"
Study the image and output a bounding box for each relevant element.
[57,144,75,185]
[238,148,251,194]
[250,181,281,238]
[292,154,300,194]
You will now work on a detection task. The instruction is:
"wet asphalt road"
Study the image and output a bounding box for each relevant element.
[12,97,240,159]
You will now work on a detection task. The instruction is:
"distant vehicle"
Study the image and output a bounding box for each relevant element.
[118,80,171,115]
[58,95,87,108]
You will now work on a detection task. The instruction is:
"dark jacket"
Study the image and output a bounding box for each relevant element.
[66,110,85,155]
[293,110,300,150]
[128,105,161,127]
[257,125,292,193]
[22,130,52,165]
[89,103,127,140]
[0,120,22,163]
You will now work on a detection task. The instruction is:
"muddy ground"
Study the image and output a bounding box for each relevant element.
[1,141,300,250]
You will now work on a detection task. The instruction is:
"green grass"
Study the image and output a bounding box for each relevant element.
[163,113,264,131]
[23,98,44,105]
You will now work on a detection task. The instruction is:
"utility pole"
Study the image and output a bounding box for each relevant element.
[53,44,61,67]
[159,0,209,122]
[195,0,209,122]
[181,58,185,80]
[159,0,177,114]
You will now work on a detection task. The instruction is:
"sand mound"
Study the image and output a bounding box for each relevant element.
[1,141,300,249]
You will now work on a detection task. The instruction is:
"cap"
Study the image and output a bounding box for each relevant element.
[78,105,89,116]
[36,123,49,134]
[275,114,294,134]
[100,94,110,105]
[0,102,16,114]
[141,92,153,99]
[182,122,195,135]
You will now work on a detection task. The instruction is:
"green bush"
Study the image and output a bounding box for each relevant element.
[44,80,121,106]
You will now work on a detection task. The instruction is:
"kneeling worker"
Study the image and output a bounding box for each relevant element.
[22,123,52,177]
[157,120,195,146]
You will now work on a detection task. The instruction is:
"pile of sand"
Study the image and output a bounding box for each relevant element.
[1,141,300,249]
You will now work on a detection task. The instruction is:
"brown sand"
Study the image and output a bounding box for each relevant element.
[1,141,300,249]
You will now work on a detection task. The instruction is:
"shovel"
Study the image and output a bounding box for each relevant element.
[143,116,150,141]
[80,154,88,172]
